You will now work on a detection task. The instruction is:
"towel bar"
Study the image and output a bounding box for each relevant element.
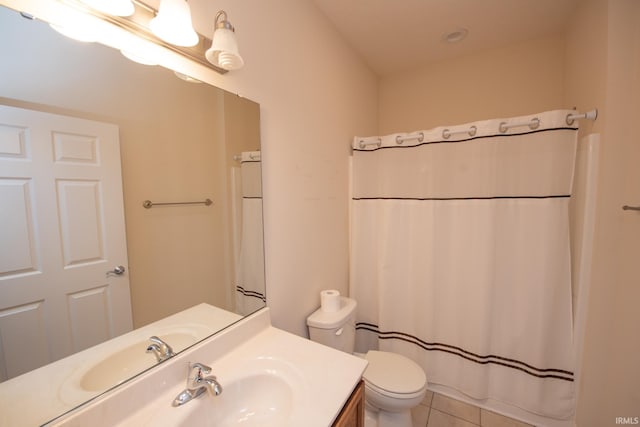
[143,199,213,209]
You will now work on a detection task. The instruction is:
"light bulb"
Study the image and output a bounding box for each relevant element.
[150,0,198,47]
[205,27,244,70]
[217,52,243,70]
[121,50,158,66]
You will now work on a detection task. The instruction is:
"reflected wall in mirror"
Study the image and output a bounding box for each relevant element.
[0,4,264,425]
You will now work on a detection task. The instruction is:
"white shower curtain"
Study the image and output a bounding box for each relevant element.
[350,110,577,419]
[234,151,265,315]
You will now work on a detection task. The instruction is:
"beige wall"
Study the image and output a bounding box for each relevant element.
[122,81,228,327]
[378,35,566,134]
[563,0,607,139]
[572,0,640,424]
[187,0,379,336]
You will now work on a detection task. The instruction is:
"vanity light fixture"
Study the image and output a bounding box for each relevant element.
[205,10,244,71]
[79,0,135,17]
[47,0,230,74]
[150,0,199,47]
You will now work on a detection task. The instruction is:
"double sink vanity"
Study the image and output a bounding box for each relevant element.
[4,305,367,426]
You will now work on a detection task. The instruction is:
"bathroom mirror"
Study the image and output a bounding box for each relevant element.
[0,4,264,425]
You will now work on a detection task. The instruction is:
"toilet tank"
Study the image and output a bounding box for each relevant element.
[306,297,357,354]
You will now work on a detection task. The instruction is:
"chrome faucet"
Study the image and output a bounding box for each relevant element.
[146,336,175,362]
[172,362,223,407]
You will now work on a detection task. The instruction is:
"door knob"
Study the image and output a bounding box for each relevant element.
[106,265,126,276]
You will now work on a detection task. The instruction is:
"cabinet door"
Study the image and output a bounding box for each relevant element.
[333,380,364,427]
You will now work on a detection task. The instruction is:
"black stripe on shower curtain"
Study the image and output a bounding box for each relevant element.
[356,322,574,382]
[352,195,571,201]
[235,285,266,302]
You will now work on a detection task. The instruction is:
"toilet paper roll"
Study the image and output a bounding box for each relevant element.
[320,289,341,312]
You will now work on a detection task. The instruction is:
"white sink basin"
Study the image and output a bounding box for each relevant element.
[136,355,305,427]
[80,332,197,391]
[180,372,294,426]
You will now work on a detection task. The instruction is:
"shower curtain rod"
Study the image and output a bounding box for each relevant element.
[566,109,598,125]
[356,109,598,148]
[499,109,598,133]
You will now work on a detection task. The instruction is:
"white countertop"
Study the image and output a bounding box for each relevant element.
[50,308,368,427]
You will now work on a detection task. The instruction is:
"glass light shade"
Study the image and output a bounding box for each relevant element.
[79,0,135,17]
[121,50,158,66]
[205,28,244,70]
[50,23,97,43]
[174,71,202,83]
[150,0,199,47]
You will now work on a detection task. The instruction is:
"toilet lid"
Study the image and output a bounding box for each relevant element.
[363,351,426,394]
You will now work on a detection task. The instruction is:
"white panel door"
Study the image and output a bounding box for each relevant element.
[0,105,132,381]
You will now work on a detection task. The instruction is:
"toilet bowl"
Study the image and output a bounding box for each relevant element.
[306,297,427,427]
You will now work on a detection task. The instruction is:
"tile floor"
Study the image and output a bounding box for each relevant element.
[411,391,535,427]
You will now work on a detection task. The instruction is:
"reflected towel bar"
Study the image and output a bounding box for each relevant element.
[233,153,261,161]
[622,205,640,211]
[143,199,213,209]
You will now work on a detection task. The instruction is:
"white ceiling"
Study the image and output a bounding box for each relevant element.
[311,0,581,76]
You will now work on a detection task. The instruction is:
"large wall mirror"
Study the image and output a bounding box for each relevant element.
[0,4,265,425]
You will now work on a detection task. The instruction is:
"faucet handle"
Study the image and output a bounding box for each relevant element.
[149,335,163,345]
[174,362,222,405]
[187,362,212,389]
[189,362,212,378]
[191,362,211,373]
[149,336,175,355]
[146,343,162,362]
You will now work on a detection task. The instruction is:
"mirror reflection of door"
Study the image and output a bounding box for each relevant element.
[0,105,132,381]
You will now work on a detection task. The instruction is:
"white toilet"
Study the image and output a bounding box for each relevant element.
[307,297,427,427]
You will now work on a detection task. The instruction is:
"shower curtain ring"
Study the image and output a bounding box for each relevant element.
[358,138,382,149]
[396,132,424,145]
[529,118,540,130]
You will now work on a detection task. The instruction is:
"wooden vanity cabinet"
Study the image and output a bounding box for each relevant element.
[332,380,365,427]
